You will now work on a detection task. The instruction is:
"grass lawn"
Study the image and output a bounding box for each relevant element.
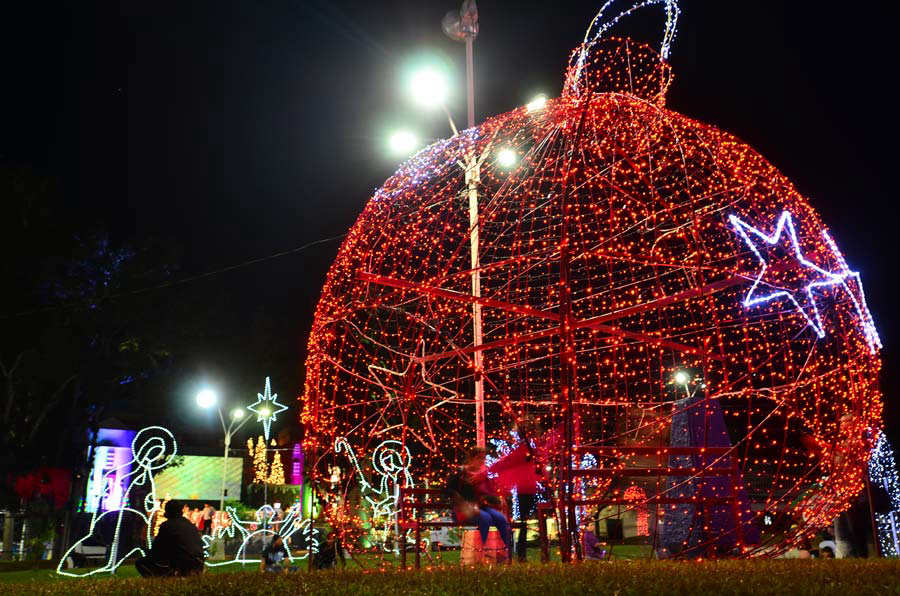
[0,541,647,585]
[1,559,899,595]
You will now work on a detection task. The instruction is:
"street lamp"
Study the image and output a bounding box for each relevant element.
[392,2,488,449]
[496,148,517,168]
[407,67,449,109]
[195,388,252,514]
[671,369,705,400]
[196,389,217,409]
[526,93,548,112]
[406,64,459,136]
[434,0,487,448]
[388,130,419,155]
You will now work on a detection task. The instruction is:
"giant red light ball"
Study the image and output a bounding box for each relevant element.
[301,37,882,557]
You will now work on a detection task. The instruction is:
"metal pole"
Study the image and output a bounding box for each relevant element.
[220,431,230,513]
[467,156,486,450]
[463,15,485,450]
[465,37,475,129]
[558,100,591,562]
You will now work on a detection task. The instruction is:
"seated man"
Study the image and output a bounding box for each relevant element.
[136,500,204,577]
[445,448,513,561]
[260,535,294,573]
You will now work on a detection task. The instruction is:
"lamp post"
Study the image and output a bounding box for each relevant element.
[400,2,528,449]
[196,389,252,514]
[430,0,487,448]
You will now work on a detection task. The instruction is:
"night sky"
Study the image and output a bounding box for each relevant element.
[3,1,899,442]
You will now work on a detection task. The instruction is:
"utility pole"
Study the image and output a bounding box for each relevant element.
[445,0,486,449]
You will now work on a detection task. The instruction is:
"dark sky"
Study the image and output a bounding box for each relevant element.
[3,1,899,440]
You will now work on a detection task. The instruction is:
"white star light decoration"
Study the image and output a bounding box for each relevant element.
[247,376,288,440]
[728,210,881,353]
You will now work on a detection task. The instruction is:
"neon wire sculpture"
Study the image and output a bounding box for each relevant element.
[203,504,318,567]
[58,426,177,577]
[335,437,414,551]
[301,0,883,558]
[248,376,288,441]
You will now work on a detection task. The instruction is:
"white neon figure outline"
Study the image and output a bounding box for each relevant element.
[57,426,176,577]
[729,210,881,353]
[247,376,288,441]
[335,437,414,551]
[203,504,318,567]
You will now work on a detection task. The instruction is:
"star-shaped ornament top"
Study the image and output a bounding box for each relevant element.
[729,210,881,353]
[247,376,288,440]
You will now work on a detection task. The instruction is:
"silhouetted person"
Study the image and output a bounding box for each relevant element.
[260,535,295,573]
[136,500,204,577]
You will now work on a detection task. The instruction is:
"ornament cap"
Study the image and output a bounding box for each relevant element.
[563,37,672,106]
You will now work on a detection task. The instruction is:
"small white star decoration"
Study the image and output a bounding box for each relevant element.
[247,376,288,440]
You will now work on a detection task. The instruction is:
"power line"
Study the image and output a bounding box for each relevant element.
[2,232,347,320]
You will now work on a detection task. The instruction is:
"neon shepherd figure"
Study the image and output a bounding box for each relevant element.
[335,437,413,551]
[57,426,177,577]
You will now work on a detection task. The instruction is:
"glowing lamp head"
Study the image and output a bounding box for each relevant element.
[196,389,217,409]
[388,130,418,155]
[497,148,517,168]
[673,370,690,385]
[408,67,449,108]
[260,407,271,418]
[526,94,548,112]
[231,408,245,419]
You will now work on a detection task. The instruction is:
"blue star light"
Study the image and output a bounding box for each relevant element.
[728,210,881,353]
[247,376,288,440]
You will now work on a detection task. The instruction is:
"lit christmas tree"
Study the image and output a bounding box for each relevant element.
[269,450,285,485]
[252,435,269,484]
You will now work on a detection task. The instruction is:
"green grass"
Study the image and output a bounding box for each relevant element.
[1,560,899,595]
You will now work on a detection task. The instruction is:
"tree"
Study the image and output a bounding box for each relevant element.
[0,167,210,508]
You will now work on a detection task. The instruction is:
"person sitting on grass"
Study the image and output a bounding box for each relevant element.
[260,535,295,573]
[135,500,204,577]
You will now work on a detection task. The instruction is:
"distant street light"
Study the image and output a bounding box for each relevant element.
[673,370,690,386]
[195,387,252,513]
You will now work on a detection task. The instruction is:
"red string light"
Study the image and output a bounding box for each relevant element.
[301,36,882,558]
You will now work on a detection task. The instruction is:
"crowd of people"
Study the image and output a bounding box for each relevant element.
[182,502,217,535]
